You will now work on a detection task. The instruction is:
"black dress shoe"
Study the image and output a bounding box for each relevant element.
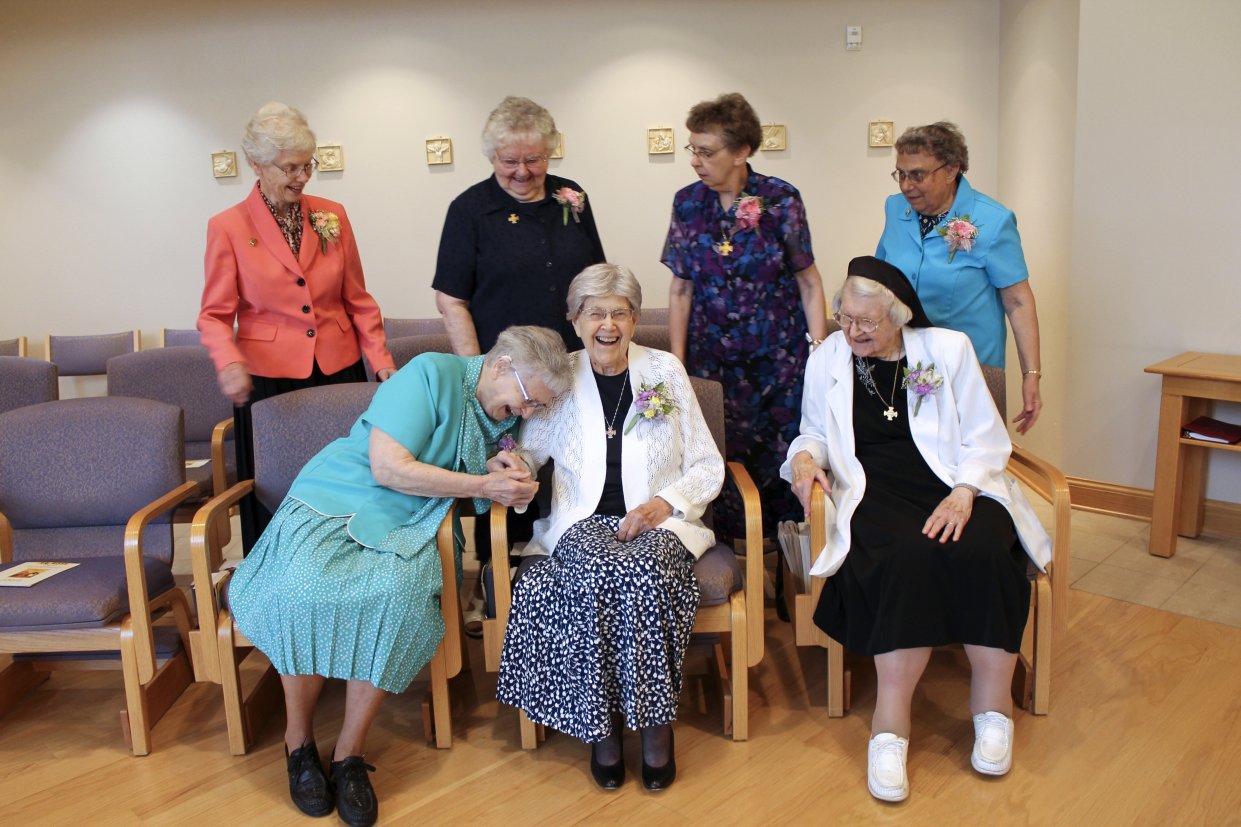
[641,730,677,791]
[331,756,378,827]
[286,741,334,817]
[590,742,626,790]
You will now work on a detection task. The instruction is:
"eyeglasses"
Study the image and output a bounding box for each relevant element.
[890,162,947,185]
[509,364,545,412]
[833,311,883,334]
[496,155,549,171]
[684,144,724,159]
[581,306,635,323]
[273,159,317,178]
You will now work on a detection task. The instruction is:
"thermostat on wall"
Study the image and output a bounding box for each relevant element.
[846,26,862,51]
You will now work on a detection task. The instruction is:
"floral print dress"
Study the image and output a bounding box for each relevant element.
[661,166,817,536]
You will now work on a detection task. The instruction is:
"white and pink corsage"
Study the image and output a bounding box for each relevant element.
[937,214,978,263]
[309,210,341,254]
[553,187,586,225]
[624,380,676,435]
[902,361,944,416]
[734,194,765,231]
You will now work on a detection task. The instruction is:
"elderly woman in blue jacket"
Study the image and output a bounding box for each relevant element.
[783,257,1050,803]
[877,122,1043,433]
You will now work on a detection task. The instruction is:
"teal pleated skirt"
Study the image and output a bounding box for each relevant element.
[229,498,451,693]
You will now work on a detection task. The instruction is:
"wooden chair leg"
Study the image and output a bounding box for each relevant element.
[827,635,846,718]
[1031,576,1052,715]
[218,616,252,755]
[0,660,49,719]
[711,643,733,737]
[519,709,541,750]
[730,594,749,741]
[119,635,153,756]
[429,647,452,749]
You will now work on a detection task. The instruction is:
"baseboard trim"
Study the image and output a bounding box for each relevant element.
[1067,476,1241,537]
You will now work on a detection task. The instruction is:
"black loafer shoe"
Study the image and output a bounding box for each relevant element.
[286,741,334,817]
[641,731,677,792]
[331,755,378,827]
[590,742,625,790]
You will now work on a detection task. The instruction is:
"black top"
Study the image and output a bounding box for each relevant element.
[592,370,633,517]
[432,173,606,353]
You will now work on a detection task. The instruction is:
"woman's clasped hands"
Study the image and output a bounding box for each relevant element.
[484,449,538,509]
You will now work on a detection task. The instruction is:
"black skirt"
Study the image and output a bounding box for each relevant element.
[812,356,1031,655]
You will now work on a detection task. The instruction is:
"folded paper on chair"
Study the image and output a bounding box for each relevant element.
[0,561,79,587]
[778,521,812,592]
[1182,416,1241,444]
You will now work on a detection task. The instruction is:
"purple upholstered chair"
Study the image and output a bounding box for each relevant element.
[189,382,465,753]
[45,330,139,377]
[0,356,59,415]
[0,397,198,755]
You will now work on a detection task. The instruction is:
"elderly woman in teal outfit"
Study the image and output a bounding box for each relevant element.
[876,122,1044,434]
[228,326,571,827]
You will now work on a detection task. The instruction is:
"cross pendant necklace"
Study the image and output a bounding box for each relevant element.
[604,368,630,439]
[864,357,902,421]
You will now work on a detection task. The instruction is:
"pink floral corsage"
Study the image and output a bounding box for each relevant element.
[937,214,978,263]
[734,194,765,231]
[553,187,586,225]
[309,210,341,254]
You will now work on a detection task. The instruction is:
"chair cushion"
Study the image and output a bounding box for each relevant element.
[694,542,743,607]
[0,556,176,632]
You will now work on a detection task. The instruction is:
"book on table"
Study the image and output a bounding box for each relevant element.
[1181,416,1241,445]
[0,561,79,587]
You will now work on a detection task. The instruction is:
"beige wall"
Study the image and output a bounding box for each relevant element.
[4,0,1240,502]
[1069,0,1241,500]
[998,0,1078,463]
[0,0,998,344]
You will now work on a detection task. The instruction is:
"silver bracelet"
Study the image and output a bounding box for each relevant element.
[953,483,979,497]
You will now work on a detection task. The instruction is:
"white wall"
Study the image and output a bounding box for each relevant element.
[998,0,1078,463]
[0,0,998,345]
[1069,0,1241,500]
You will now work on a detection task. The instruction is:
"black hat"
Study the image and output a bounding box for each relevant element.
[845,256,933,328]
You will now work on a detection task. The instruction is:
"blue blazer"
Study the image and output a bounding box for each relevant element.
[876,176,1029,368]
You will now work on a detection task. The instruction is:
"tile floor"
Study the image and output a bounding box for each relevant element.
[175,506,1241,631]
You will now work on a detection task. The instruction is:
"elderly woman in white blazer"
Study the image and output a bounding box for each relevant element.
[497,263,723,793]
[781,256,1049,804]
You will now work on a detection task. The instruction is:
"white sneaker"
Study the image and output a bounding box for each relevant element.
[971,711,1014,776]
[867,732,910,802]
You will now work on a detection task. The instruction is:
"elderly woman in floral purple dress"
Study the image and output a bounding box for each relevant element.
[662,92,828,543]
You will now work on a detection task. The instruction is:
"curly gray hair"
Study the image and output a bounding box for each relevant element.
[480,96,558,159]
[894,121,970,174]
[833,276,914,327]
[240,101,316,166]
[565,263,644,321]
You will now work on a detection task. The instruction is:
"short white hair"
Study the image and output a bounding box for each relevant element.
[480,96,557,159]
[241,101,316,166]
[484,326,573,396]
[566,264,643,320]
[833,276,913,327]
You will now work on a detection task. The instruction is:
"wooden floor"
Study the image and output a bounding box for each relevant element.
[2,582,1240,826]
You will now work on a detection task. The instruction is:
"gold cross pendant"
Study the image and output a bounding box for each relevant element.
[715,239,733,256]
[508,213,520,224]
[606,425,617,439]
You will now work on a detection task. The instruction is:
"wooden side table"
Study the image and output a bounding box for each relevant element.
[1144,352,1241,557]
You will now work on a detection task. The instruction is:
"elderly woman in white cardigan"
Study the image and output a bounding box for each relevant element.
[497,263,723,793]
[781,256,1050,804]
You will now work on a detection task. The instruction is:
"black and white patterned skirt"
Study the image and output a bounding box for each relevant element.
[495,515,700,743]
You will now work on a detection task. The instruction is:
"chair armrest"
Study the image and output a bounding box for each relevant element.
[805,483,830,647]
[188,478,255,679]
[725,461,765,667]
[489,502,514,627]
[436,501,462,678]
[211,417,235,498]
[1007,445,1071,646]
[0,511,12,564]
[123,480,200,684]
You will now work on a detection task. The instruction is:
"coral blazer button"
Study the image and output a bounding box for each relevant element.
[302,306,311,314]
[297,278,306,286]
[306,329,316,338]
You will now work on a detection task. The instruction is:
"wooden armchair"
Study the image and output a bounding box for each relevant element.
[0,336,27,357]
[793,444,1070,716]
[46,330,140,376]
[188,382,464,754]
[0,356,58,415]
[484,376,764,748]
[0,397,197,754]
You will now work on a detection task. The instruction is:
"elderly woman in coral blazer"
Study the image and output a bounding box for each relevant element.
[198,101,394,551]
